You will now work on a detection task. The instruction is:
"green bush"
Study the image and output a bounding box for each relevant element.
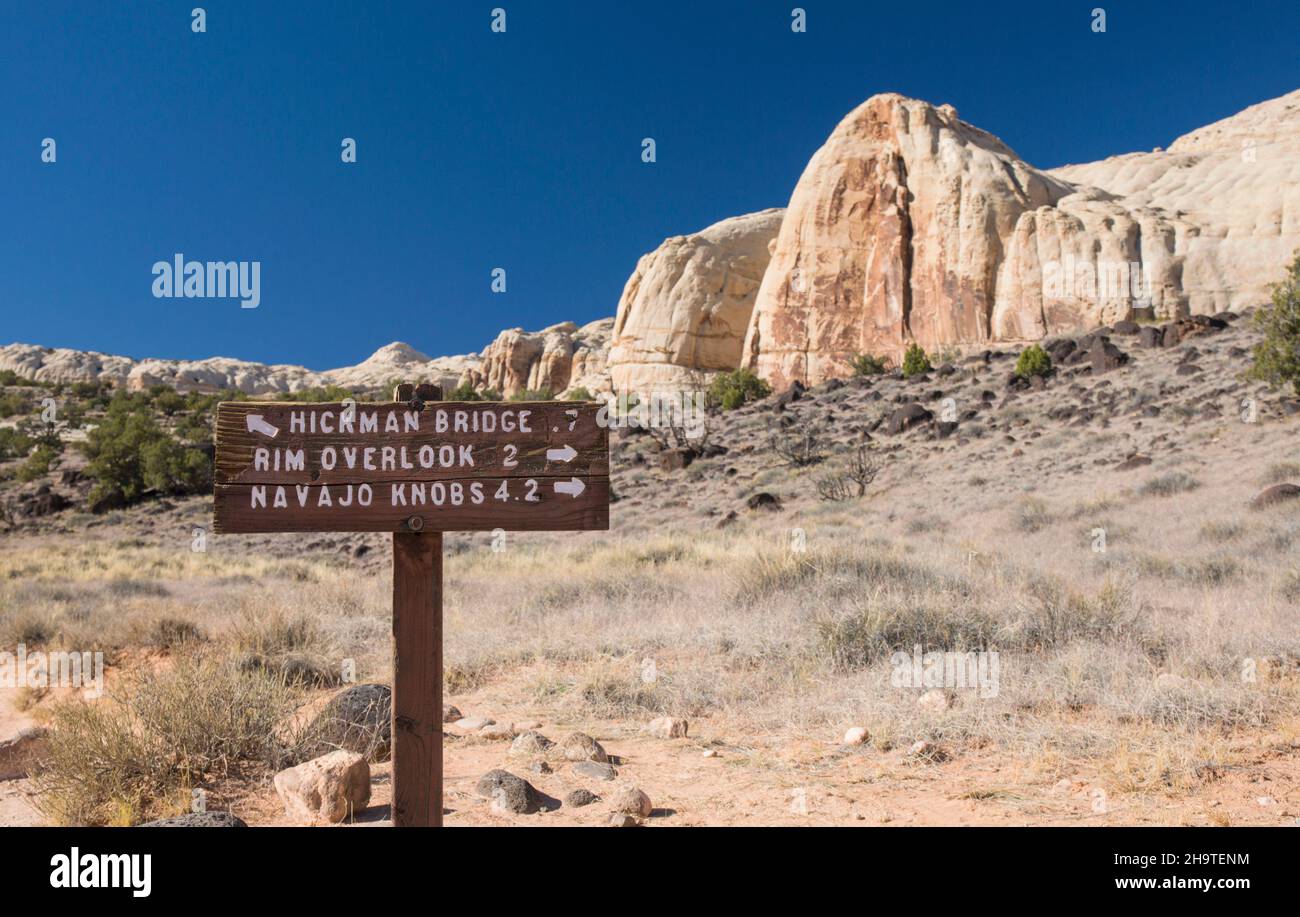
[708,369,771,410]
[849,353,889,376]
[79,397,212,505]
[565,387,594,401]
[1015,344,1053,378]
[901,343,932,378]
[16,444,58,482]
[448,382,483,401]
[509,388,553,402]
[284,384,357,403]
[0,370,41,388]
[0,392,34,418]
[1249,251,1300,395]
[0,427,34,461]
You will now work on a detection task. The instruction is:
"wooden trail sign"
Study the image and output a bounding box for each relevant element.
[212,383,610,826]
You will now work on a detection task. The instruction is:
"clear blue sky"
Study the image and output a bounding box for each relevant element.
[2,1,1296,369]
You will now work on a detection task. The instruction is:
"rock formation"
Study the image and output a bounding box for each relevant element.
[745,90,1300,389]
[607,210,783,393]
[0,319,611,398]
[460,319,612,398]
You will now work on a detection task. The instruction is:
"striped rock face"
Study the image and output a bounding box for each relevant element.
[744,91,1300,390]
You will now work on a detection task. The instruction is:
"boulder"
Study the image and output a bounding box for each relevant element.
[559,732,608,763]
[475,769,540,814]
[646,716,689,739]
[564,788,600,808]
[273,750,371,824]
[1251,483,1300,510]
[842,726,869,746]
[887,403,933,435]
[745,492,782,512]
[302,683,391,762]
[571,761,618,781]
[509,730,555,757]
[1088,338,1129,375]
[610,786,654,818]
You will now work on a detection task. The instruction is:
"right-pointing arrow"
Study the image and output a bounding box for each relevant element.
[553,477,585,498]
[546,444,577,463]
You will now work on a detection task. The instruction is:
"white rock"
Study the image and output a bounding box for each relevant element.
[610,786,654,818]
[479,722,517,740]
[842,726,870,746]
[646,716,688,739]
[454,716,495,731]
[273,750,371,824]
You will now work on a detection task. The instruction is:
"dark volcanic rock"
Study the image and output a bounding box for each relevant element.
[1088,338,1130,374]
[887,403,934,434]
[140,813,248,827]
[1138,326,1164,348]
[1115,453,1153,471]
[1251,483,1300,510]
[746,492,782,512]
[475,769,541,814]
[303,683,392,762]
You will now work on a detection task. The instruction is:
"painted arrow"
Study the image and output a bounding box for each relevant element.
[245,414,280,438]
[553,477,585,498]
[546,444,577,463]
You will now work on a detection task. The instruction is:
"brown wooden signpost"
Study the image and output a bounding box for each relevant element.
[213,383,609,826]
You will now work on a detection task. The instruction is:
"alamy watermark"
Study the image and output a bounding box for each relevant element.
[0,644,104,699]
[152,253,260,309]
[891,646,1000,698]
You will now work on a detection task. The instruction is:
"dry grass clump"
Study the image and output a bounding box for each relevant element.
[229,607,342,687]
[1139,472,1200,497]
[34,656,308,826]
[1260,461,1300,485]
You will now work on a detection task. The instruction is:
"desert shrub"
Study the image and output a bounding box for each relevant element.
[1139,472,1199,497]
[770,428,827,467]
[1248,251,1300,394]
[230,608,340,687]
[0,391,32,418]
[284,384,357,403]
[815,598,997,671]
[0,427,33,460]
[79,396,211,505]
[15,443,57,482]
[509,387,553,401]
[1015,496,1053,532]
[1261,461,1300,484]
[1014,344,1053,378]
[147,385,187,415]
[34,658,306,825]
[901,343,932,378]
[708,368,771,410]
[1019,579,1150,651]
[0,370,40,387]
[849,353,890,376]
[814,445,879,500]
[147,616,205,649]
[565,387,594,401]
[448,382,483,401]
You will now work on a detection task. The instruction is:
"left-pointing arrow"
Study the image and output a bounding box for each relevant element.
[553,477,585,498]
[246,414,280,438]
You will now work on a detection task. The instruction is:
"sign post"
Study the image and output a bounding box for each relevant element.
[213,382,609,826]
